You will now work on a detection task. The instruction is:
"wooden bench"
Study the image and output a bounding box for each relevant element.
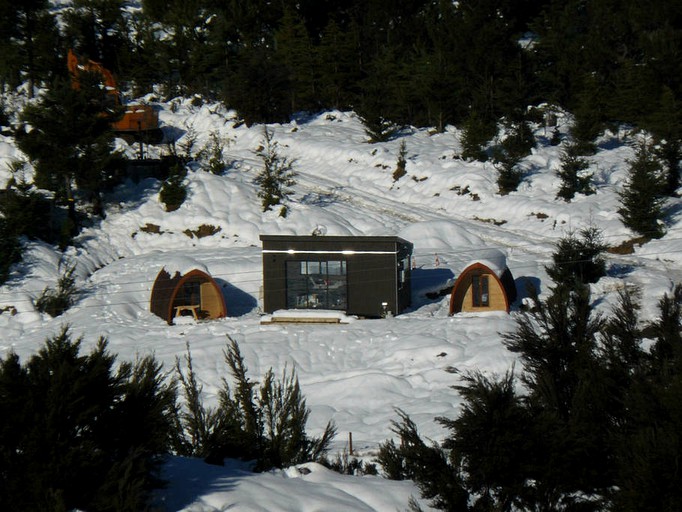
[174,305,200,320]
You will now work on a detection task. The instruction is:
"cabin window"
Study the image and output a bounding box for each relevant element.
[472,274,489,307]
[285,260,347,310]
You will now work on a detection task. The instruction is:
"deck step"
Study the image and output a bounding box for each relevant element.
[262,316,341,324]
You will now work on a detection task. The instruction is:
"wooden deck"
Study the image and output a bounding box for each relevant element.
[260,310,349,324]
[261,315,341,324]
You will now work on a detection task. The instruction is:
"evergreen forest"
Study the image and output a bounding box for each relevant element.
[1,0,680,143]
[2,0,681,244]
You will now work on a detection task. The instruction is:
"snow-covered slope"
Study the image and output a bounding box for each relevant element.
[1,98,681,511]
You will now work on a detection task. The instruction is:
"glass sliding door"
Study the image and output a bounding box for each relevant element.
[285,260,347,310]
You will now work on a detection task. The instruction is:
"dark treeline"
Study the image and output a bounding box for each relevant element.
[0,0,680,276]
[1,0,680,140]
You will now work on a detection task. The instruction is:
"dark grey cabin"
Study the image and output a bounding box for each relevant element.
[260,235,413,318]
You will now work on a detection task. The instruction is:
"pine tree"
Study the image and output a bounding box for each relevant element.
[317,19,362,110]
[377,273,682,512]
[492,119,535,194]
[16,72,119,225]
[174,337,336,471]
[140,0,214,96]
[441,370,534,510]
[173,342,231,463]
[392,140,408,181]
[0,0,60,96]
[0,328,177,512]
[407,2,466,131]
[600,287,644,378]
[0,160,53,242]
[546,226,607,289]
[614,284,682,511]
[0,218,21,284]
[254,128,296,216]
[61,0,131,73]
[500,285,615,508]
[647,87,682,196]
[275,8,317,113]
[618,142,666,239]
[202,131,229,175]
[570,75,607,156]
[159,163,188,212]
[556,143,594,200]
[357,110,400,144]
[356,46,404,143]
[460,111,497,162]
[226,46,291,126]
[35,263,78,317]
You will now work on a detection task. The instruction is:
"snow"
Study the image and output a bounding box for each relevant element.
[160,256,210,278]
[263,310,357,324]
[1,94,682,510]
[459,248,509,277]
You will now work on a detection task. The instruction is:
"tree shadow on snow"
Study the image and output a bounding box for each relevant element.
[154,456,243,511]
[104,177,163,214]
[608,263,636,279]
[299,189,340,207]
[664,202,682,226]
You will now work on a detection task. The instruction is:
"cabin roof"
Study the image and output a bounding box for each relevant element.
[458,248,508,277]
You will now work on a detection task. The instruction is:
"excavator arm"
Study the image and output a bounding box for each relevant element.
[67,49,162,145]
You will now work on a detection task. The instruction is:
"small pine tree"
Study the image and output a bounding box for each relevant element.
[618,142,666,239]
[546,226,607,289]
[173,343,231,463]
[176,126,199,164]
[460,111,497,162]
[393,140,408,181]
[492,120,534,194]
[656,139,682,197]
[495,161,524,195]
[556,143,594,200]
[254,128,297,216]
[2,160,54,241]
[358,110,400,143]
[203,131,228,174]
[35,263,78,317]
[570,74,606,156]
[159,164,188,212]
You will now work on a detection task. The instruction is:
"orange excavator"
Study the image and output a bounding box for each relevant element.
[67,49,163,145]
